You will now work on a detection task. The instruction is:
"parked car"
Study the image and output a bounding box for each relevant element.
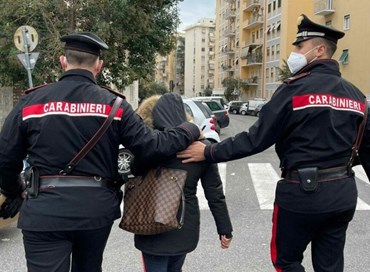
[193,99,230,128]
[228,101,246,114]
[254,103,265,117]
[183,99,221,143]
[118,99,221,176]
[192,96,228,109]
[239,100,267,116]
[118,145,134,176]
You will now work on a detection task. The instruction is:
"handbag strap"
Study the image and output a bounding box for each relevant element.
[155,167,186,226]
[174,178,186,226]
[348,99,368,168]
[60,97,123,175]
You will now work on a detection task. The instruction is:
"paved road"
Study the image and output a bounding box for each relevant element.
[1,114,370,271]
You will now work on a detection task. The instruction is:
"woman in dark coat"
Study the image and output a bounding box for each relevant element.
[132,93,233,272]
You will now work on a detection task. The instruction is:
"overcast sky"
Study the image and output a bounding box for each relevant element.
[178,0,216,31]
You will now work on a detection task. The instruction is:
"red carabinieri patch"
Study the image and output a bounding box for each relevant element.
[292,94,365,115]
[22,101,123,121]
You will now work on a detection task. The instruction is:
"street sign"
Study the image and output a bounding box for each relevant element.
[17,52,39,70]
[14,25,38,52]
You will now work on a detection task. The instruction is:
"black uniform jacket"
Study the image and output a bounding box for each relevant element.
[132,93,233,255]
[205,60,367,213]
[0,70,200,231]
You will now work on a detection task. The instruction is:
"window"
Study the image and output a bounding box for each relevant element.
[265,25,271,34]
[325,20,332,27]
[338,49,349,64]
[268,3,271,13]
[344,15,350,30]
[278,0,281,8]
[273,1,276,11]
[275,21,281,32]
[276,44,280,56]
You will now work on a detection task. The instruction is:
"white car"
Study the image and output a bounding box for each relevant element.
[182,98,220,143]
[117,99,220,176]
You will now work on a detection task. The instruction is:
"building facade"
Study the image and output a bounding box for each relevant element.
[312,0,370,96]
[184,19,216,98]
[154,32,186,95]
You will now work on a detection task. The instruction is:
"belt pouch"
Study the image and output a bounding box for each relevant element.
[24,166,40,199]
[298,167,318,192]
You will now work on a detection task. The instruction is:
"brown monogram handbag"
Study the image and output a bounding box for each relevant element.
[119,167,187,235]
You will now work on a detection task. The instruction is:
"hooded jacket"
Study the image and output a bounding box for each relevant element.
[133,93,233,255]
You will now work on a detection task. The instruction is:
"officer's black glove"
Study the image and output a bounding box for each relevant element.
[0,189,24,219]
[0,195,23,219]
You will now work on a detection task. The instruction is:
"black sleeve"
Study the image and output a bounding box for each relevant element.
[200,162,233,236]
[118,101,200,162]
[0,102,27,195]
[204,85,290,163]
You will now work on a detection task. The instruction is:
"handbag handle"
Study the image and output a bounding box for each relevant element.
[173,176,186,226]
[60,97,123,175]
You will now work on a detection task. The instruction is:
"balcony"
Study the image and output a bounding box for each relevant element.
[241,54,263,67]
[224,29,236,37]
[224,47,235,55]
[221,64,235,72]
[240,44,262,59]
[243,76,259,86]
[243,16,263,29]
[314,0,335,16]
[225,9,236,20]
[243,0,261,12]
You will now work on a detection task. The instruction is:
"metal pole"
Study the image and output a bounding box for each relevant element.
[22,27,33,88]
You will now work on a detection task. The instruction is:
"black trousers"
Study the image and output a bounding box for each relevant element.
[270,204,355,272]
[142,252,187,272]
[22,223,113,272]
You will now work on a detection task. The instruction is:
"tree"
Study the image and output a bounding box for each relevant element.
[203,86,213,96]
[0,0,182,90]
[139,81,168,101]
[277,59,292,82]
[222,77,248,101]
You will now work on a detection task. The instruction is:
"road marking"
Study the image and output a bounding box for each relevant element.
[197,163,227,210]
[248,163,279,210]
[353,165,369,184]
[356,197,370,210]
[122,163,370,212]
[249,163,370,210]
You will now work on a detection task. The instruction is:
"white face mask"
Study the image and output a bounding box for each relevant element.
[287,47,318,74]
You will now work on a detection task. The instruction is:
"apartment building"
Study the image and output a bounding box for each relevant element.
[184,19,216,98]
[154,32,185,95]
[312,0,370,96]
[215,0,313,100]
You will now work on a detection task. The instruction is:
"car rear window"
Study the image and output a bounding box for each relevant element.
[205,101,223,111]
[194,101,212,118]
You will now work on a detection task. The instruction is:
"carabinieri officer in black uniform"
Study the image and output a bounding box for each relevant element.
[178,14,370,272]
[0,32,200,272]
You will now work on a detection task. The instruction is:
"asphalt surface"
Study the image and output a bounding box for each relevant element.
[1,114,370,271]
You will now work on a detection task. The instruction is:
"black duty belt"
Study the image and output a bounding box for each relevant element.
[282,166,350,183]
[39,176,114,190]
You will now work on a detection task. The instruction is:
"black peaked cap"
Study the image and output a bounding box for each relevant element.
[293,14,345,45]
[60,32,108,56]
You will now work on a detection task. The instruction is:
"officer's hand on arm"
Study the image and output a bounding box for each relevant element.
[177,141,206,163]
[220,234,232,249]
